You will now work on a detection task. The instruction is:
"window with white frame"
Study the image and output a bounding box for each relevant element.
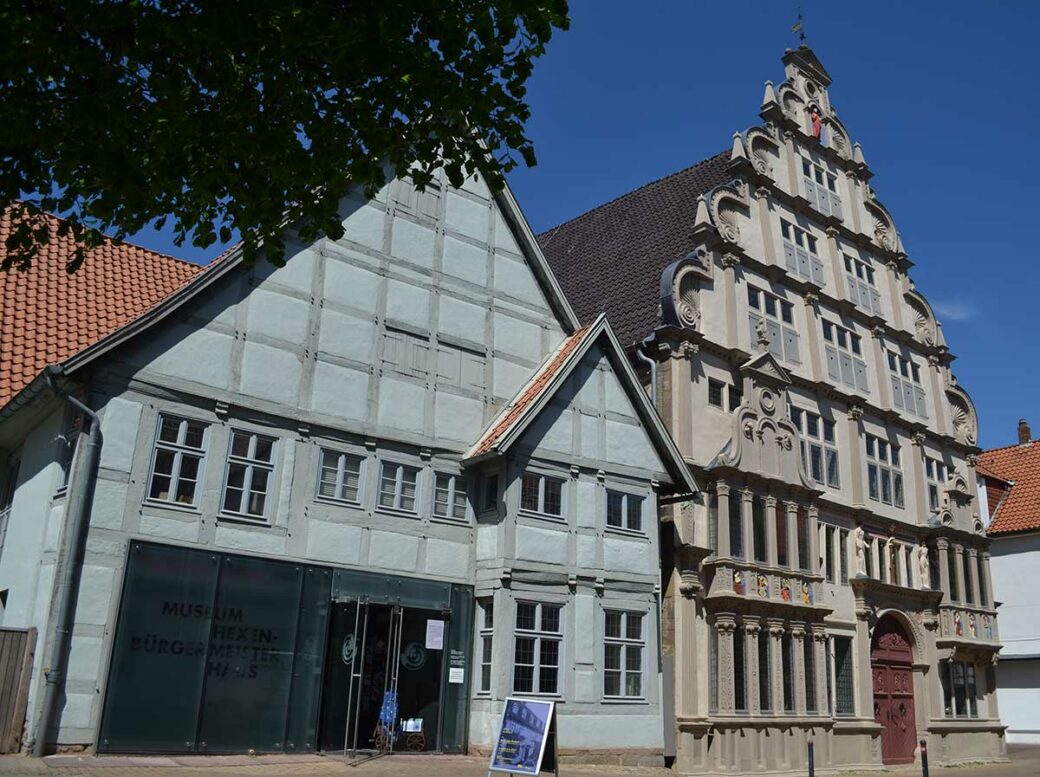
[513,602,562,694]
[317,449,363,503]
[477,599,494,694]
[822,319,869,392]
[780,218,826,285]
[940,659,978,718]
[377,461,420,513]
[843,253,883,316]
[520,471,563,517]
[708,378,742,412]
[887,350,928,419]
[221,430,276,518]
[604,610,644,698]
[606,490,644,533]
[926,456,947,512]
[748,285,801,364]
[866,434,904,508]
[801,159,843,220]
[149,415,209,507]
[790,406,839,488]
[433,473,468,520]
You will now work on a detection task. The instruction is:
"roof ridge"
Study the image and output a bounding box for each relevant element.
[980,439,1037,457]
[537,150,730,242]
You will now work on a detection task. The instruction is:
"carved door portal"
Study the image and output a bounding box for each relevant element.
[871,615,917,765]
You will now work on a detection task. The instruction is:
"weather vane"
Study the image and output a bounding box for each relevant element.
[792,10,807,46]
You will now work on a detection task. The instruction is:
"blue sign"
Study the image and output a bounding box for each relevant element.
[488,698,554,775]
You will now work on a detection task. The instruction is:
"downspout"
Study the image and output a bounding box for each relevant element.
[635,337,658,409]
[33,365,102,757]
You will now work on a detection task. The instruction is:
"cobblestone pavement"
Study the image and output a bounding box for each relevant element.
[0,746,1035,777]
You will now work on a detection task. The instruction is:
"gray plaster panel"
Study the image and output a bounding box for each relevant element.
[493,210,521,254]
[377,378,426,432]
[385,279,431,330]
[437,296,487,343]
[494,252,544,305]
[442,235,488,287]
[43,504,63,553]
[251,244,315,293]
[246,288,312,344]
[574,593,595,660]
[316,309,376,363]
[445,191,489,242]
[215,525,288,555]
[604,369,631,416]
[90,480,128,530]
[342,203,386,251]
[74,565,115,626]
[239,342,302,406]
[603,536,652,571]
[579,413,602,460]
[323,259,381,312]
[459,172,491,199]
[476,524,497,560]
[368,530,419,572]
[144,326,234,390]
[390,217,436,268]
[573,668,596,703]
[434,392,485,444]
[310,361,370,421]
[493,314,543,363]
[492,358,533,400]
[575,481,599,530]
[305,520,363,566]
[61,693,95,730]
[605,420,660,470]
[66,636,102,684]
[515,524,568,565]
[139,514,202,543]
[98,398,142,473]
[576,533,598,569]
[525,406,574,454]
[424,537,471,578]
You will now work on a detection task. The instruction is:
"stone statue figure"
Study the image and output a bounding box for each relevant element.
[853,525,866,576]
[917,545,931,590]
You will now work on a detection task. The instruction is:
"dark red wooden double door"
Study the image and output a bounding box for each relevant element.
[871,616,917,765]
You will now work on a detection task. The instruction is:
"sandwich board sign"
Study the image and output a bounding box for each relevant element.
[487,697,557,776]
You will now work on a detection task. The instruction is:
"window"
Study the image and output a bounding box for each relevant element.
[941,660,978,718]
[822,319,869,392]
[801,159,843,220]
[484,473,499,511]
[734,625,747,712]
[317,449,363,503]
[748,285,801,363]
[926,456,947,512]
[478,599,494,693]
[604,610,644,698]
[977,555,988,607]
[433,473,468,520]
[221,430,275,518]
[781,632,794,712]
[824,525,836,583]
[833,636,855,715]
[804,633,817,712]
[947,549,960,602]
[843,253,883,316]
[866,434,904,508]
[776,507,789,567]
[149,415,209,507]
[435,342,487,393]
[780,218,826,285]
[962,552,975,605]
[607,490,644,533]
[728,489,744,559]
[791,406,839,488]
[708,379,742,412]
[382,328,430,379]
[708,491,719,553]
[514,602,562,695]
[839,528,849,584]
[377,461,420,513]
[752,495,767,563]
[864,537,876,580]
[888,350,928,419]
[709,625,719,713]
[758,630,772,712]
[520,472,564,517]
[797,509,810,572]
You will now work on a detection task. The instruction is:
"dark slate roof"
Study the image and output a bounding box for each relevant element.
[537,150,734,350]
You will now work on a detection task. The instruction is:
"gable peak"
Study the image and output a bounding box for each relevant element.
[740,351,792,386]
[782,45,832,87]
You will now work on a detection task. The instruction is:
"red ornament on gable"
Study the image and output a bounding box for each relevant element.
[810,109,822,139]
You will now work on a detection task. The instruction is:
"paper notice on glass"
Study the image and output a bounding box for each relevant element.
[425,619,445,649]
[449,667,465,684]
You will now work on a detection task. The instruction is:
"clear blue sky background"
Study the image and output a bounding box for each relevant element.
[130,1,1037,450]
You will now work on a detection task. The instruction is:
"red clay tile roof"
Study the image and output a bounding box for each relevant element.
[537,151,733,349]
[979,439,1040,535]
[0,208,203,407]
[468,323,594,457]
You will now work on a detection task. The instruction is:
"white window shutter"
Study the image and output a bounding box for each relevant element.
[854,359,869,392]
[784,243,798,273]
[825,346,841,381]
[831,194,843,221]
[847,275,861,307]
[767,320,784,359]
[783,327,801,364]
[903,382,916,414]
[869,288,883,317]
[805,179,819,210]
[839,352,855,387]
[797,248,811,279]
[811,257,826,286]
[749,313,763,348]
[914,387,928,419]
[891,375,904,409]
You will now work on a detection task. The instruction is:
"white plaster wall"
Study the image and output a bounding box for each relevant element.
[995,659,1040,744]
[989,533,1040,656]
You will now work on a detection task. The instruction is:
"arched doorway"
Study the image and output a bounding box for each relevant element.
[871,615,917,765]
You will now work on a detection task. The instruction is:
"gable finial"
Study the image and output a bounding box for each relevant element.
[791,9,807,46]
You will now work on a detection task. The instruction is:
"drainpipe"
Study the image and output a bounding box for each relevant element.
[33,365,102,757]
[635,337,658,409]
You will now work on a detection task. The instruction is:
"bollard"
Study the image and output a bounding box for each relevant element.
[807,739,815,777]
[920,739,929,777]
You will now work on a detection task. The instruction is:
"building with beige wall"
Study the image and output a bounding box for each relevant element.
[540,45,1005,774]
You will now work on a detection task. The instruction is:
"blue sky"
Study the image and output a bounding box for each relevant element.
[130,1,1038,449]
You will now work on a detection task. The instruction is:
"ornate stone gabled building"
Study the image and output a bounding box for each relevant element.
[540,46,1005,773]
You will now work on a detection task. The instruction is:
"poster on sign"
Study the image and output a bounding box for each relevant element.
[487,697,556,775]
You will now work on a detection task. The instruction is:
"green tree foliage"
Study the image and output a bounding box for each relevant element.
[0,1,568,270]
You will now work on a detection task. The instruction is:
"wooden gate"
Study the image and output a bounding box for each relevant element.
[0,627,36,753]
[871,616,916,765]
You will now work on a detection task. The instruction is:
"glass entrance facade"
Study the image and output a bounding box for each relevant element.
[99,541,472,754]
